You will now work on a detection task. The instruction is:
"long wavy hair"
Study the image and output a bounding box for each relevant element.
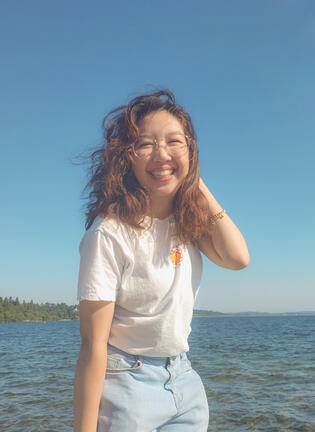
[84,89,212,244]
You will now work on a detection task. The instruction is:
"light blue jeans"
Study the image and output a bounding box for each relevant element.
[97,344,209,431]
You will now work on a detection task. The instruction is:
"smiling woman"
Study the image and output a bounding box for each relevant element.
[74,89,249,432]
[83,89,213,245]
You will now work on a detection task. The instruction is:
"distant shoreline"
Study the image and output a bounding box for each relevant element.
[22,319,73,322]
[1,296,314,323]
[1,313,314,324]
[193,313,315,318]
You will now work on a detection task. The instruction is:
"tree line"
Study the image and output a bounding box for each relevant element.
[0,296,224,323]
[0,297,79,322]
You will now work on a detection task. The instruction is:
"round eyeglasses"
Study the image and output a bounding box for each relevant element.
[132,135,190,160]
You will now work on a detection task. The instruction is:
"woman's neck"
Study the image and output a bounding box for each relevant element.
[149,198,173,220]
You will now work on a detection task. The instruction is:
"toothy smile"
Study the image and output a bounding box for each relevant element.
[150,169,174,178]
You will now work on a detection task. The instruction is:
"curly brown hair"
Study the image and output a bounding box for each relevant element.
[84,89,212,244]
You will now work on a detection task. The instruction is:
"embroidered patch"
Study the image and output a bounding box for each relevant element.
[170,246,183,267]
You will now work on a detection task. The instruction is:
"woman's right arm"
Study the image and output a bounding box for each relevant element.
[74,300,115,432]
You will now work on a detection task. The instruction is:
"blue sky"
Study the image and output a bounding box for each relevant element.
[0,0,314,312]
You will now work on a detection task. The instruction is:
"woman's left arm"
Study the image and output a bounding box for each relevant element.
[197,178,250,270]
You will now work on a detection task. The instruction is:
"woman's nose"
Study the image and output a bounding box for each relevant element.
[152,141,172,161]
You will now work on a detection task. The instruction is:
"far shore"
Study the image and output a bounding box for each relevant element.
[193,313,315,318]
[1,313,314,324]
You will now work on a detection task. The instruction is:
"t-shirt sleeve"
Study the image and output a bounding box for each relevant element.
[77,228,125,302]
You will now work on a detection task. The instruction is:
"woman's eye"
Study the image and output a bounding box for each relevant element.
[137,142,153,149]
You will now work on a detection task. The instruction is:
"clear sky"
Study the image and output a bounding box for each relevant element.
[0,0,314,313]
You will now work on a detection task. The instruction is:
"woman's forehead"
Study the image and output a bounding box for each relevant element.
[138,111,185,136]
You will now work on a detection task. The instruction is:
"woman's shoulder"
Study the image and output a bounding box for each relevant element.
[90,214,121,232]
[88,215,136,245]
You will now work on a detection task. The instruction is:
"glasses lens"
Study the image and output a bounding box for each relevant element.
[134,136,188,159]
[134,141,155,159]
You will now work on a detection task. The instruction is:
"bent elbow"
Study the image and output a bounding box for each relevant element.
[234,252,250,270]
[228,251,250,270]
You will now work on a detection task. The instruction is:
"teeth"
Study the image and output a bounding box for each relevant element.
[151,170,173,177]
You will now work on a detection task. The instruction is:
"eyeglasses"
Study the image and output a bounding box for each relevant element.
[132,134,190,160]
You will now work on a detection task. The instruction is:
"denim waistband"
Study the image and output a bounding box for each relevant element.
[107,343,188,367]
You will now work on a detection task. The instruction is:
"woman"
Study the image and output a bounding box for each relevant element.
[73,89,249,432]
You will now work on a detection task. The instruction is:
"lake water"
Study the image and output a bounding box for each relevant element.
[1,316,315,431]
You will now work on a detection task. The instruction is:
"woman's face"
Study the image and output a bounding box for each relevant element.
[131,110,190,210]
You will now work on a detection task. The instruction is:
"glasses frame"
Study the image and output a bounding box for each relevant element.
[131,134,191,160]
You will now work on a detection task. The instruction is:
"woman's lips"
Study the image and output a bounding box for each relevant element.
[148,169,175,182]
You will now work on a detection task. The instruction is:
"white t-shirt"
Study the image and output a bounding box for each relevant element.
[77,215,202,356]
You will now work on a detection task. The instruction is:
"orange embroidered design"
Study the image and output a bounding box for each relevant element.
[170,246,183,267]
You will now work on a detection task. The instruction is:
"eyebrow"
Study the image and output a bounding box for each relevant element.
[139,131,185,138]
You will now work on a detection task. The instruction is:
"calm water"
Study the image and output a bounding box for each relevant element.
[1,316,315,431]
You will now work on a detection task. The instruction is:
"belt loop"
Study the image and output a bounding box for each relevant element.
[165,357,170,367]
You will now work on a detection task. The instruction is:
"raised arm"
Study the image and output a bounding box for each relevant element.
[74,300,115,432]
[197,178,250,270]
